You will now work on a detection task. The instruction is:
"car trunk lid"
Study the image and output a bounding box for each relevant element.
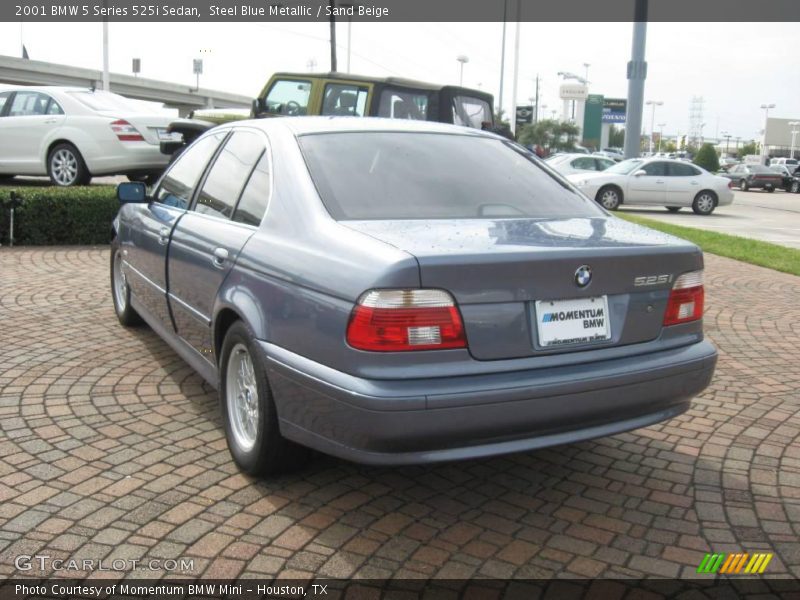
[343,217,703,360]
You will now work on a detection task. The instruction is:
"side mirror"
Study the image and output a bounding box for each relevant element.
[117,181,148,204]
[633,170,647,177]
[251,98,262,117]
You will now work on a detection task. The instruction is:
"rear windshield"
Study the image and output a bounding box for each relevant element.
[299,132,603,220]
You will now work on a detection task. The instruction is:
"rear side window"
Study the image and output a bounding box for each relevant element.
[233,153,271,227]
[155,132,226,209]
[669,163,701,176]
[8,92,50,116]
[378,89,429,120]
[195,130,265,219]
[299,132,603,220]
[571,157,596,170]
[322,84,368,117]
[452,96,492,129]
[0,92,10,115]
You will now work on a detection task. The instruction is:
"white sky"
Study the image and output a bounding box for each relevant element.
[0,21,798,140]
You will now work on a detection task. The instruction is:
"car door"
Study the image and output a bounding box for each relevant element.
[167,129,267,361]
[626,160,667,204]
[123,130,227,327]
[665,162,703,206]
[0,91,65,173]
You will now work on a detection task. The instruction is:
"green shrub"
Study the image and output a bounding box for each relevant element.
[0,185,117,246]
[693,143,720,173]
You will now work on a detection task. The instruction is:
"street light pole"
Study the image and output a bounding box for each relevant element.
[645,100,662,154]
[456,55,469,86]
[657,122,665,153]
[623,0,648,159]
[760,103,775,161]
[789,121,799,159]
[498,0,508,121]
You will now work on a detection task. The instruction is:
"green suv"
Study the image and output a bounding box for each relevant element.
[162,72,495,156]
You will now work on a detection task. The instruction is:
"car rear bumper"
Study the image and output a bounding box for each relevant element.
[261,339,717,465]
[84,143,169,175]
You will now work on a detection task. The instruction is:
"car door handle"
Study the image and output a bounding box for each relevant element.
[690,180,699,185]
[158,227,170,245]
[212,247,229,268]
[44,118,59,124]
[656,180,665,184]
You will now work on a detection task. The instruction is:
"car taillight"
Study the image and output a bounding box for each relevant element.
[346,289,467,352]
[663,270,704,326]
[110,119,144,142]
[728,180,734,189]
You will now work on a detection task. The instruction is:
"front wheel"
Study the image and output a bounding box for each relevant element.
[791,180,800,194]
[739,179,749,191]
[692,191,717,216]
[596,186,622,211]
[110,244,144,326]
[48,143,90,186]
[219,321,309,476]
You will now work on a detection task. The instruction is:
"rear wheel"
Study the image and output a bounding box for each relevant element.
[110,243,144,326]
[666,206,681,213]
[692,191,717,216]
[596,186,622,211]
[219,321,309,476]
[739,179,748,191]
[791,180,800,194]
[48,143,90,186]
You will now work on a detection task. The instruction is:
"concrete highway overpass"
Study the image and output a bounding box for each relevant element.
[0,55,252,115]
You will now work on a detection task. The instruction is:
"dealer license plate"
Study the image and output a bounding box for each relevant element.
[534,296,611,348]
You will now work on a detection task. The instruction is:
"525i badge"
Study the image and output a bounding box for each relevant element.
[634,274,673,286]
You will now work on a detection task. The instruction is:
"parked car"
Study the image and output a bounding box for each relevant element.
[111,117,717,474]
[593,150,624,163]
[568,158,734,215]
[719,163,784,192]
[545,153,616,176]
[770,164,797,191]
[163,72,495,158]
[0,86,175,186]
[771,157,799,170]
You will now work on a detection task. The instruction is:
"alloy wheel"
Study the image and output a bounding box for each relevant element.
[226,343,259,452]
[51,149,78,185]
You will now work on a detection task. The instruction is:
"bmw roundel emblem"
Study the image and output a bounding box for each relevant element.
[575,265,592,287]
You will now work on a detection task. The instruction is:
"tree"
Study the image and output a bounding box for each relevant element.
[517,119,580,153]
[739,141,757,157]
[608,125,624,148]
[693,143,720,172]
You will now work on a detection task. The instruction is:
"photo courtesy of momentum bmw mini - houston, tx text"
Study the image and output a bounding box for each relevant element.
[1,0,799,596]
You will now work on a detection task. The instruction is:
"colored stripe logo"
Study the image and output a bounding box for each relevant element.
[697,552,772,574]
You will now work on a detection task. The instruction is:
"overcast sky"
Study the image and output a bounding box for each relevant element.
[0,21,798,141]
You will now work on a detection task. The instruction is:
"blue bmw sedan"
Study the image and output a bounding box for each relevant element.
[111,117,717,474]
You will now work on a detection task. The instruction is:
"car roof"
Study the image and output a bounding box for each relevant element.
[229,116,494,138]
[0,86,98,94]
[273,71,479,94]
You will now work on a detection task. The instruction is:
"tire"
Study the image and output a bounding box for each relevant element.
[110,243,144,327]
[791,180,800,194]
[666,207,681,213]
[739,179,748,191]
[48,143,90,186]
[127,173,161,186]
[596,186,622,211]
[219,321,309,476]
[0,175,15,183]
[766,186,775,193]
[692,191,717,216]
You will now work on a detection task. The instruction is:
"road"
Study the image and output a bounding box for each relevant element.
[1,247,799,583]
[621,189,800,249]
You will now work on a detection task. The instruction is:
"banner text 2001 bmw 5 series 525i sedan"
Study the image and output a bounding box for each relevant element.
[110,117,717,475]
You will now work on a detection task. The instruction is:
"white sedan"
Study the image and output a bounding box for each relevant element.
[544,153,616,176]
[567,158,735,215]
[0,86,176,186]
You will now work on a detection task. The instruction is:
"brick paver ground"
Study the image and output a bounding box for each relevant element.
[1,247,799,580]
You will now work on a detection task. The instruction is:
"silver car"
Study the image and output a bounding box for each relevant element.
[111,118,717,474]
